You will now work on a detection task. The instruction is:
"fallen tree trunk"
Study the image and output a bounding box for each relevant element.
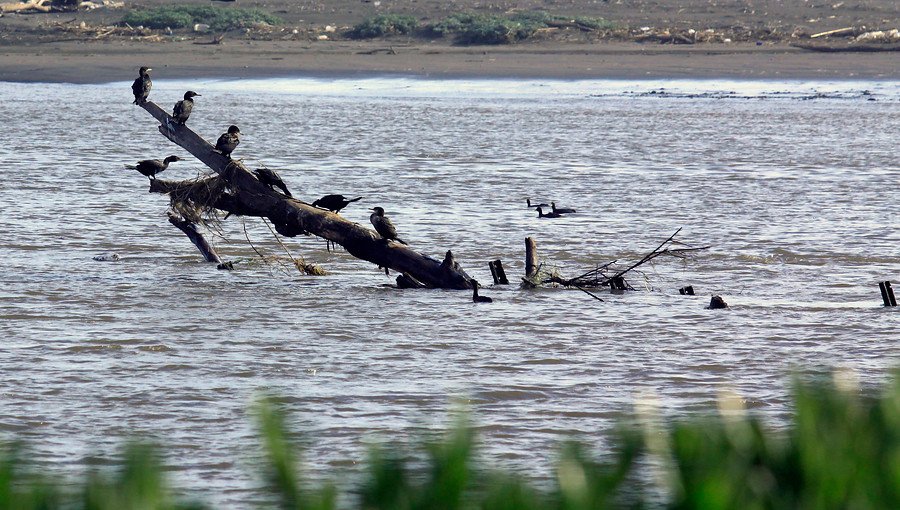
[136,100,473,289]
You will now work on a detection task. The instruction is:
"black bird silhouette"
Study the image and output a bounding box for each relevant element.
[253,168,292,197]
[312,195,362,213]
[472,280,493,303]
[215,125,241,157]
[172,91,200,125]
[551,202,577,214]
[124,155,180,179]
[131,66,152,104]
[536,206,561,218]
[369,207,407,245]
[526,198,549,208]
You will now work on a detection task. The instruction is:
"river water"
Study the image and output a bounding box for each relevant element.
[1,77,898,506]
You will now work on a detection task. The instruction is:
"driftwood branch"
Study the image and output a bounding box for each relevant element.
[136,100,473,289]
[1,0,51,13]
[536,228,710,291]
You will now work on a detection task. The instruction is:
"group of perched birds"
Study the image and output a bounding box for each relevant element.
[526,198,577,218]
[129,66,503,301]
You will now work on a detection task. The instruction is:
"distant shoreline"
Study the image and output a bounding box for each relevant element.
[2,39,899,84]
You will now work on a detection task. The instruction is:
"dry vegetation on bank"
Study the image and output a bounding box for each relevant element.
[1,0,898,49]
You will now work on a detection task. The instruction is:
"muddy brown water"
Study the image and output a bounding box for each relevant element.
[0,78,898,507]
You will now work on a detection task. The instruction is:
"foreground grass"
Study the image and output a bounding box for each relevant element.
[2,372,899,509]
[348,11,616,44]
[123,5,281,31]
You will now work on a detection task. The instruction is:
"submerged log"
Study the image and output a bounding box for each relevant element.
[136,100,473,289]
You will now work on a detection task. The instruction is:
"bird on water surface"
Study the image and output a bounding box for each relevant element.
[215,125,241,158]
[131,67,152,104]
[369,207,407,245]
[471,280,493,303]
[253,168,293,197]
[536,206,561,219]
[312,195,362,214]
[125,155,181,179]
[551,201,576,214]
[172,91,200,125]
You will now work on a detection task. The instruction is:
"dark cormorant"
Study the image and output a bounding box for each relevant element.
[131,67,152,104]
[253,168,292,197]
[215,125,241,157]
[551,202,577,214]
[312,195,362,213]
[124,155,180,179]
[172,91,201,125]
[536,206,561,219]
[369,207,407,245]
[472,280,493,303]
[527,198,549,208]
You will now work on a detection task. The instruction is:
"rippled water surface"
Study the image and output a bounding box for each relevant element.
[1,77,899,506]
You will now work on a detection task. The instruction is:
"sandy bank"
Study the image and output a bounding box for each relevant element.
[1,40,899,83]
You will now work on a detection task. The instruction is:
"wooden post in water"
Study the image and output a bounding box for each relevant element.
[525,237,538,278]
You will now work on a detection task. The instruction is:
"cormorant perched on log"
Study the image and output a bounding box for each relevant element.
[369,207,407,245]
[536,206,561,218]
[253,168,292,197]
[312,195,362,214]
[551,202,577,214]
[131,67,152,104]
[471,280,493,303]
[124,155,180,179]
[172,91,200,125]
[526,198,549,208]
[215,125,241,158]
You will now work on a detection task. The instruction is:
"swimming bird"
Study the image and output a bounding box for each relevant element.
[215,125,241,158]
[536,206,561,219]
[472,280,493,303]
[527,198,549,208]
[551,202,577,214]
[253,168,293,197]
[312,195,362,214]
[124,155,180,179]
[172,91,200,125]
[369,207,407,245]
[131,66,152,104]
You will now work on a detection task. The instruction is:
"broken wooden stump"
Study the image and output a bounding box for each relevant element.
[879,281,897,307]
[488,259,509,285]
[525,237,538,279]
[679,285,695,295]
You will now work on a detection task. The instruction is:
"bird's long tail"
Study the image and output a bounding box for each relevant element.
[348,196,363,203]
[395,238,408,245]
[124,165,137,170]
[277,184,293,198]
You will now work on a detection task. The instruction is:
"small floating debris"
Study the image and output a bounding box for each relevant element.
[92,253,120,262]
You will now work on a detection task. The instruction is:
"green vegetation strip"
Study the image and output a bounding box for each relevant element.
[2,372,900,508]
[349,11,617,44]
[123,5,281,31]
